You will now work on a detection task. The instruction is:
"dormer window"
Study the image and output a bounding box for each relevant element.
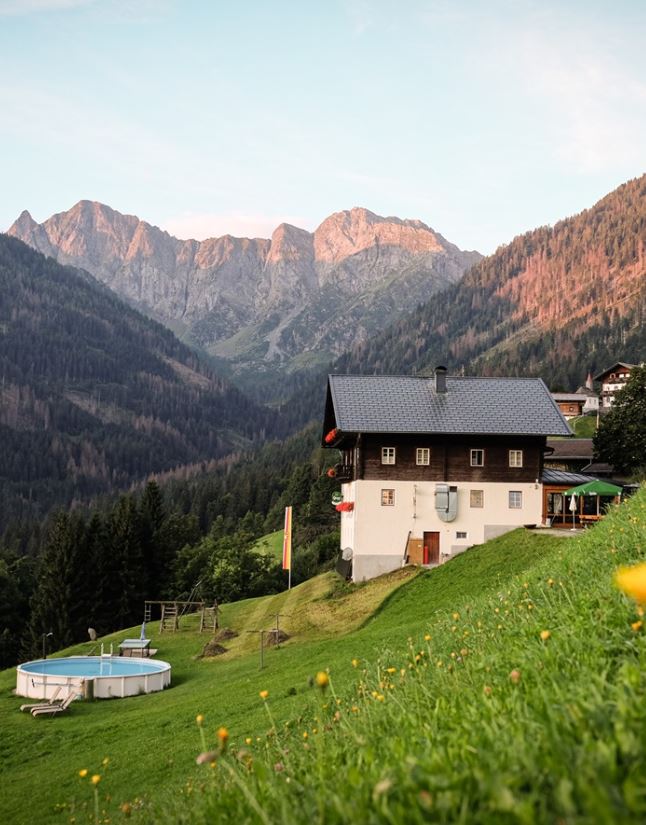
[381,447,396,465]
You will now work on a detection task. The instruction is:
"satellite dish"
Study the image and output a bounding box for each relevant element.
[341,547,353,561]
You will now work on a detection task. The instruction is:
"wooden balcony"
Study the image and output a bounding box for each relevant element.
[334,463,354,482]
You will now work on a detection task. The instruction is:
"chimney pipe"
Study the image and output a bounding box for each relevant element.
[435,365,447,394]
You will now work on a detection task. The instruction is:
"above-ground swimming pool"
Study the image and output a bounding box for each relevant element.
[16,656,171,700]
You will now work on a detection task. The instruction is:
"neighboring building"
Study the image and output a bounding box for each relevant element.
[575,386,599,414]
[594,362,637,408]
[551,393,586,419]
[322,368,572,581]
[551,388,598,418]
[544,438,594,473]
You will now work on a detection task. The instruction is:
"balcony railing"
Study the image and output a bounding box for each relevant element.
[333,463,354,482]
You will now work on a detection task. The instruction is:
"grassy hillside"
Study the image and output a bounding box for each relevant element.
[1,490,644,823]
[253,529,284,563]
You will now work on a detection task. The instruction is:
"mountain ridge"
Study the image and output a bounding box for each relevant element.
[7,201,481,389]
[334,173,646,389]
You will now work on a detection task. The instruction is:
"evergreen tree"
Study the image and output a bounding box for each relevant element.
[25,512,89,656]
[594,365,646,476]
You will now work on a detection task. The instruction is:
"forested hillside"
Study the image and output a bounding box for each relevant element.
[0,236,285,528]
[0,426,340,668]
[335,174,646,387]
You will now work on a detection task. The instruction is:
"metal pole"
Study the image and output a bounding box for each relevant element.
[259,631,264,670]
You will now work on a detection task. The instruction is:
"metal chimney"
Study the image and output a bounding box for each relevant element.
[435,365,447,394]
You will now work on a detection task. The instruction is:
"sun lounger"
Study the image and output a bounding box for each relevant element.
[19,686,63,712]
[31,692,76,718]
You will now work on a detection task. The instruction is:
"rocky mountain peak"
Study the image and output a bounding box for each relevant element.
[313,206,445,264]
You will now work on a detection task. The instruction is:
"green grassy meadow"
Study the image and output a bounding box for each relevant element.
[253,530,284,563]
[1,489,645,824]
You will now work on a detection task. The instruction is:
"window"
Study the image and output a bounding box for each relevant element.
[381,489,395,506]
[509,450,523,468]
[381,447,396,465]
[509,491,523,509]
[470,449,484,467]
[416,448,430,465]
[456,531,467,539]
[470,489,484,508]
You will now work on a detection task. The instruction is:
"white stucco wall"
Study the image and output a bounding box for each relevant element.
[340,480,543,581]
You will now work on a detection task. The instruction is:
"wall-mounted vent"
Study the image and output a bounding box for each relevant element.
[435,483,458,522]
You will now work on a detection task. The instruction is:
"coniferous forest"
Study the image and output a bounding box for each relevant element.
[0,235,288,528]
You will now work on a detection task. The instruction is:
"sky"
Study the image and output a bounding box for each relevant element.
[0,0,644,254]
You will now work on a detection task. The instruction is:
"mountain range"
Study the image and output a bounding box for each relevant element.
[7,202,481,391]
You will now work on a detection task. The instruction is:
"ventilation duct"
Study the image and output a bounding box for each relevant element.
[435,483,458,522]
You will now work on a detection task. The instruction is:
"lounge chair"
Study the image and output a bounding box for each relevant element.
[19,686,63,712]
[31,692,76,718]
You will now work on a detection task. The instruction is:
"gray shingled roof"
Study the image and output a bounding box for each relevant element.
[328,375,572,436]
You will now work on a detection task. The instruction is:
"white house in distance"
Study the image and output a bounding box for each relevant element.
[322,367,572,582]
[594,362,637,408]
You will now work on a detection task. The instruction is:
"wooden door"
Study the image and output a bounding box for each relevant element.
[423,531,440,565]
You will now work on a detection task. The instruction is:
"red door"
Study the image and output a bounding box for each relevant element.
[423,532,440,565]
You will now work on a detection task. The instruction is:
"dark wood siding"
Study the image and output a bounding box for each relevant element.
[357,434,544,483]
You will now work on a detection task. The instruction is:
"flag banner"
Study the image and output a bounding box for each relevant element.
[282,506,292,571]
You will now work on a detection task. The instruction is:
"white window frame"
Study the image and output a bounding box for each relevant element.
[381,447,396,465]
[509,450,523,468]
[470,449,484,467]
[509,491,523,509]
[456,531,468,539]
[381,489,395,506]
[416,447,430,466]
[470,489,484,508]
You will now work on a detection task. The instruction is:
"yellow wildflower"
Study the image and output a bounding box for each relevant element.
[259,690,269,700]
[78,769,88,778]
[245,737,253,745]
[386,667,397,674]
[91,775,101,786]
[101,757,109,767]
[424,634,431,641]
[302,731,308,739]
[616,563,646,604]
[315,671,329,689]
[631,620,643,632]
[540,630,551,641]
[217,727,229,744]
[195,714,205,726]
[452,612,460,620]
[351,658,359,668]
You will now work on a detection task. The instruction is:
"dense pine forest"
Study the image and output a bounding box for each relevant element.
[0,236,288,528]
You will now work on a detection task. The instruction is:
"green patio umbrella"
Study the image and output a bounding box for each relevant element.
[563,480,623,497]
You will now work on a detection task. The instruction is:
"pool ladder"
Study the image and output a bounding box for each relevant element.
[100,643,114,657]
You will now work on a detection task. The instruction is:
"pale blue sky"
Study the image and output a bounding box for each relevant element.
[1,0,644,253]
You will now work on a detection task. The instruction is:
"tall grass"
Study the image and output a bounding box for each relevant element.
[156,490,646,824]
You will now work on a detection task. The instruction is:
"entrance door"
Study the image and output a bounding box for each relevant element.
[423,531,440,565]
